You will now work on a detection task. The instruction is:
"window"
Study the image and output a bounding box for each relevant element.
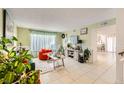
[31,31,56,56]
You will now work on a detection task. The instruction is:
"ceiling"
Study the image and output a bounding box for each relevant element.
[7,8,116,32]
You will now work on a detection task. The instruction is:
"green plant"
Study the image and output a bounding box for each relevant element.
[57,45,65,55]
[84,48,91,62]
[0,36,39,84]
[67,43,71,48]
[67,43,74,49]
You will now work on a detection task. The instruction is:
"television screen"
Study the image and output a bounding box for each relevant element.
[78,40,82,44]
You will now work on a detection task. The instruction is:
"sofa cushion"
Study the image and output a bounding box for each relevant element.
[39,48,52,60]
[42,49,46,52]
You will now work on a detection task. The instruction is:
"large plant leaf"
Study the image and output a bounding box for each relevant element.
[0,72,5,79]
[0,36,39,84]
[28,75,35,84]
[20,78,27,84]
[13,61,19,67]
[25,54,32,60]
[8,51,16,58]
[3,48,9,53]
[22,50,28,55]
[0,78,4,84]
[0,63,7,71]
[16,63,25,74]
[27,71,39,84]
[1,37,12,44]
[25,64,31,70]
[4,72,15,84]
[12,36,18,41]
[0,45,3,50]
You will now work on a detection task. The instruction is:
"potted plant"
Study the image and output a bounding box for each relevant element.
[83,48,91,62]
[67,43,71,48]
[0,36,40,84]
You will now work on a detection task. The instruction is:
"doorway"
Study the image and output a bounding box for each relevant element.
[96,25,116,53]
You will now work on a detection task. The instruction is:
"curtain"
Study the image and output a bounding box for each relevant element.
[107,36,116,52]
[31,30,57,53]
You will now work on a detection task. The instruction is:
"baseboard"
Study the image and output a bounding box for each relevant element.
[115,79,123,84]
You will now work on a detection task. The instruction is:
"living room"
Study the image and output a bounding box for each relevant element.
[0,8,124,84]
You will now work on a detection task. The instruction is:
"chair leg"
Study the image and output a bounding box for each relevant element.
[53,61,56,70]
[62,58,64,67]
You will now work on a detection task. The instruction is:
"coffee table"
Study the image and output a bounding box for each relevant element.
[48,54,65,70]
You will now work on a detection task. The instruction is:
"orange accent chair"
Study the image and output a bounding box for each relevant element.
[39,49,52,60]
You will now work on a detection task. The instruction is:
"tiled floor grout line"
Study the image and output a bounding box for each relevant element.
[92,64,114,83]
[68,63,103,83]
[42,62,114,83]
[38,53,116,84]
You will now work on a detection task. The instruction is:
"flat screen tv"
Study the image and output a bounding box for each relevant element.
[78,40,82,44]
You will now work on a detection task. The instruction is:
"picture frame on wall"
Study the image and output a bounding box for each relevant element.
[3,9,14,38]
[6,11,14,39]
[3,9,14,46]
[80,27,88,35]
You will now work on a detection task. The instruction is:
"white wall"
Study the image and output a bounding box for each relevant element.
[13,24,17,46]
[90,29,97,62]
[116,9,124,83]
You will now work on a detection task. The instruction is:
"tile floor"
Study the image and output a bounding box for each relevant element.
[34,52,116,84]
